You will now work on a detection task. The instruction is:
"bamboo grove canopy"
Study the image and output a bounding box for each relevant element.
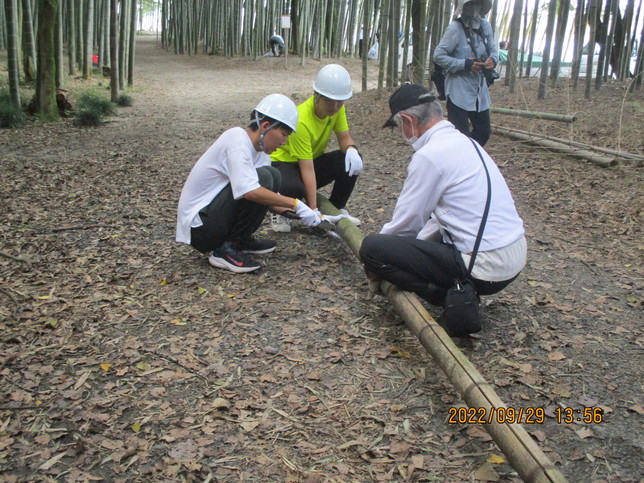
[0,1,642,113]
[151,0,644,94]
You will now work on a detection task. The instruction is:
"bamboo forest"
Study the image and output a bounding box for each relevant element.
[1,0,643,120]
[1,1,643,482]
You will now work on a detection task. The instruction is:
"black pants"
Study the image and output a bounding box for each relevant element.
[360,234,518,306]
[190,167,281,253]
[272,150,357,209]
[447,96,491,147]
[270,41,283,57]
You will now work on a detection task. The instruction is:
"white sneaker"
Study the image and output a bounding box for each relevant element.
[271,213,291,233]
[340,208,361,226]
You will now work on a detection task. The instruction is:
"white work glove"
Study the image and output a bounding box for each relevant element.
[344,147,363,177]
[294,200,321,227]
[320,214,347,224]
[314,209,347,225]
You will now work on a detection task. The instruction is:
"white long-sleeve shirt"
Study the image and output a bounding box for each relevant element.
[381,120,526,281]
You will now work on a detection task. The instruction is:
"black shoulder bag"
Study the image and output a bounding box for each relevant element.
[439,138,492,337]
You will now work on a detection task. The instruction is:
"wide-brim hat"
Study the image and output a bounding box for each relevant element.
[456,0,492,16]
[382,84,435,128]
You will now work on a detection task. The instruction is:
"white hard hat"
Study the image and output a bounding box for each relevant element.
[313,64,353,101]
[254,94,299,132]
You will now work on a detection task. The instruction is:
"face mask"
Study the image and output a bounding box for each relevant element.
[462,2,482,19]
[400,117,418,145]
[402,132,418,145]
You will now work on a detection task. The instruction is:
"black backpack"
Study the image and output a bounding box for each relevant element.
[431,62,446,101]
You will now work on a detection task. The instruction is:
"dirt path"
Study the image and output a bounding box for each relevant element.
[1,35,642,482]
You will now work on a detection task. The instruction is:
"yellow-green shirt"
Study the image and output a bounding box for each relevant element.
[271,96,350,163]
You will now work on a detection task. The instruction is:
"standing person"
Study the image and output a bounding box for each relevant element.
[269,34,285,57]
[270,64,363,233]
[360,84,526,332]
[433,0,498,146]
[176,94,322,274]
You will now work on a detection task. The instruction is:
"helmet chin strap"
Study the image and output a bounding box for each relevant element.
[254,111,280,152]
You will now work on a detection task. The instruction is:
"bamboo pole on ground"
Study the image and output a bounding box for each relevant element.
[493,125,644,161]
[493,125,618,167]
[318,194,567,483]
[491,107,577,123]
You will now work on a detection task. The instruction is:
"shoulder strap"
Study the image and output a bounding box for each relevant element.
[457,17,491,58]
[466,138,492,274]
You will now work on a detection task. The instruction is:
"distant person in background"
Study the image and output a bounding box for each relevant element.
[499,40,508,50]
[434,0,498,146]
[269,34,285,57]
[270,64,363,233]
[176,94,322,273]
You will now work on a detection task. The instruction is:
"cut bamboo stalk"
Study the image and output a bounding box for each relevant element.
[493,125,618,167]
[491,107,577,123]
[493,124,644,161]
[318,194,567,483]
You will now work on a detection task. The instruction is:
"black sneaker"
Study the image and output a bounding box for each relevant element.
[231,238,277,254]
[208,242,261,273]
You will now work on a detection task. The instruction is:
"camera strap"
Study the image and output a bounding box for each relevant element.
[456,18,490,60]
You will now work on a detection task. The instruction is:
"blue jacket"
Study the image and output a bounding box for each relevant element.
[434,18,498,112]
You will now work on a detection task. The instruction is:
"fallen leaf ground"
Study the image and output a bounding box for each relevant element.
[1,36,642,482]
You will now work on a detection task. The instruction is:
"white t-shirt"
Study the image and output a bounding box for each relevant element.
[175,127,269,244]
[380,120,526,281]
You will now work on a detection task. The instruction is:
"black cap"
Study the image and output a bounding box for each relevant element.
[382,84,436,128]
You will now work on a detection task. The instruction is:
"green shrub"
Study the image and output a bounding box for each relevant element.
[77,92,116,116]
[0,103,25,128]
[74,107,104,127]
[115,93,133,107]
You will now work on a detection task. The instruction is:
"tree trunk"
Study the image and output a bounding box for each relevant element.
[399,0,410,83]
[83,0,94,79]
[362,0,371,90]
[21,0,37,83]
[410,0,427,85]
[110,0,119,102]
[36,0,59,121]
[632,11,644,90]
[519,0,529,77]
[102,0,111,68]
[378,0,390,92]
[571,0,587,87]
[549,0,570,88]
[119,0,128,89]
[76,0,84,68]
[128,0,136,86]
[595,0,611,87]
[617,0,634,79]
[537,0,557,99]
[4,0,21,108]
[506,0,524,93]
[525,0,540,77]
[585,0,599,98]
[67,0,76,74]
[55,0,64,87]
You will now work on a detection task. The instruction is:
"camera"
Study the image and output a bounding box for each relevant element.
[477,54,488,63]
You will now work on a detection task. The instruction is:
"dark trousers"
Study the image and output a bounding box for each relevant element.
[447,96,491,147]
[190,166,281,253]
[360,234,518,306]
[270,41,283,57]
[272,150,357,209]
